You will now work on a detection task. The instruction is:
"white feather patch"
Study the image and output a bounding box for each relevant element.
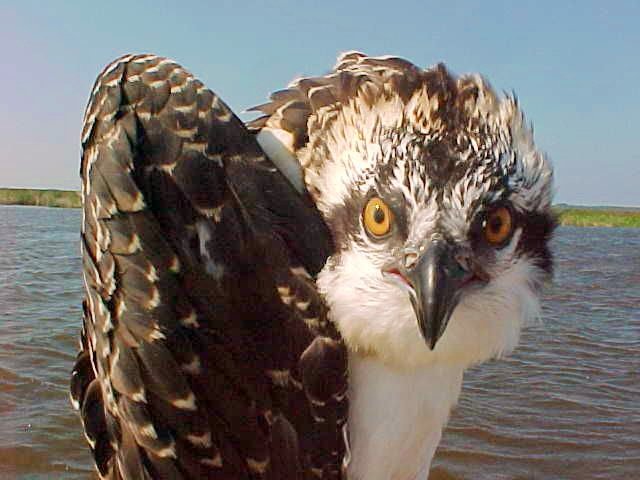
[256,128,305,193]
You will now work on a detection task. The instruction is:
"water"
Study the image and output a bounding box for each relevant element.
[0,205,638,479]
[0,206,88,479]
[433,220,640,479]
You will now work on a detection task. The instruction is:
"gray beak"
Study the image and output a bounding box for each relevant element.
[404,240,473,350]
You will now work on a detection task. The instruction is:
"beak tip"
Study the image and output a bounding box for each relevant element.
[424,331,440,351]
[416,319,440,351]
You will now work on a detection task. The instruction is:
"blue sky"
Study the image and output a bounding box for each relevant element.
[2,1,638,206]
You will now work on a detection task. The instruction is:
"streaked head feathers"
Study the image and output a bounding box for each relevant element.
[251,51,555,368]
[249,51,552,225]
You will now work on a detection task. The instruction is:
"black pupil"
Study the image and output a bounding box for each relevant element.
[489,214,503,233]
[373,205,385,224]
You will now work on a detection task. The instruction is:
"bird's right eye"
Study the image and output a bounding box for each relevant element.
[363,197,393,238]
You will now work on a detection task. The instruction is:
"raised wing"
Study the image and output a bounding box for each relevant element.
[70,54,348,479]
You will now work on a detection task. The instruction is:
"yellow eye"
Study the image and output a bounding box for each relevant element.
[363,197,393,237]
[483,206,514,246]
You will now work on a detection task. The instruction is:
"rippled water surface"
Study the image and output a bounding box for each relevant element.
[1,205,639,479]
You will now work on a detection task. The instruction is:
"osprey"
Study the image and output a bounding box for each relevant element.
[71,52,555,480]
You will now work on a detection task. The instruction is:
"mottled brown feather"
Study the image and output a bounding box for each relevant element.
[71,54,348,479]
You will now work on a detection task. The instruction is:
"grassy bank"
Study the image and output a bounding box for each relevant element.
[555,208,640,228]
[0,188,81,208]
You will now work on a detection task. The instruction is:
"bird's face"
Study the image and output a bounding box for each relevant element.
[306,81,555,369]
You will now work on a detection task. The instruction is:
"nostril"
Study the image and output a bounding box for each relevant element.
[404,250,419,269]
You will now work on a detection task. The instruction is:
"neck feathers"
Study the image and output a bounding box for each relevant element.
[346,353,464,480]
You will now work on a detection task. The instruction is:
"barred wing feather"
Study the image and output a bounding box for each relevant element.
[70,54,347,480]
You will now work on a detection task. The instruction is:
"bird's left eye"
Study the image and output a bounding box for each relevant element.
[363,197,393,238]
[483,206,514,246]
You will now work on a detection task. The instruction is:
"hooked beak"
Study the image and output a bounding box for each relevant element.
[385,240,479,350]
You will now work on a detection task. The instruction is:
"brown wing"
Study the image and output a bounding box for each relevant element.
[70,54,348,480]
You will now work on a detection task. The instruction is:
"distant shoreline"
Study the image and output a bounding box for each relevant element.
[1,188,639,228]
[554,207,640,228]
[0,188,81,209]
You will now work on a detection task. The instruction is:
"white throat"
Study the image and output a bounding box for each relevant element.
[317,250,539,479]
[345,353,464,480]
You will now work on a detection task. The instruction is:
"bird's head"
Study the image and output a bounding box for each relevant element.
[251,52,555,369]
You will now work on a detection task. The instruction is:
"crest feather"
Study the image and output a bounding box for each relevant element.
[248,52,551,215]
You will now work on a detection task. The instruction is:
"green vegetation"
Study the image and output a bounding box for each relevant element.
[555,208,640,228]
[0,188,81,208]
[1,188,638,227]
